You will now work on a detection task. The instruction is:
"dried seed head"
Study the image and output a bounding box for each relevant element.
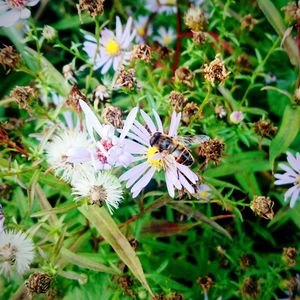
[93,84,110,104]
[168,91,187,112]
[166,292,184,300]
[118,275,135,297]
[131,44,152,63]
[282,247,297,267]
[192,31,206,45]
[42,25,57,41]
[230,111,244,124]
[88,185,107,206]
[66,85,86,113]
[281,277,300,293]
[203,54,230,86]
[63,64,77,85]
[282,2,300,22]
[240,254,257,270]
[241,277,259,299]
[101,105,123,129]
[214,105,227,119]
[236,53,251,70]
[78,0,104,18]
[175,66,194,87]
[197,275,213,292]
[115,67,139,90]
[25,272,52,294]
[10,86,36,111]
[241,14,259,31]
[197,137,225,164]
[182,102,199,125]
[253,120,277,138]
[0,45,21,73]
[184,6,206,31]
[250,195,274,220]
[294,87,300,104]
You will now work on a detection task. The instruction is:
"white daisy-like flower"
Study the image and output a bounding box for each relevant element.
[134,16,153,44]
[79,99,138,170]
[146,0,177,14]
[0,230,34,276]
[119,110,199,198]
[0,204,4,233]
[274,152,300,208]
[197,184,211,198]
[0,0,40,27]
[154,27,176,47]
[72,171,123,214]
[45,129,95,183]
[83,16,136,74]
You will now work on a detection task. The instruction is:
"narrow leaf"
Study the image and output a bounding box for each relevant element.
[61,248,120,275]
[78,206,153,295]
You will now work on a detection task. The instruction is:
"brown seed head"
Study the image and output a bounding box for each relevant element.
[282,2,300,22]
[282,247,297,267]
[101,105,123,129]
[197,275,214,292]
[240,254,257,270]
[0,45,21,73]
[151,295,167,300]
[10,86,36,111]
[184,6,206,31]
[25,272,52,295]
[182,102,199,125]
[254,120,277,138]
[175,66,194,87]
[66,85,86,113]
[214,105,227,119]
[241,14,259,31]
[250,195,274,220]
[192,31,206,45]
[118,275,135,297]
[241,277,259,299]
[78,0,104,18]
[115,67,139,90]
[168,91,187,112]
[131,44,152,63]
[236,53,251,70]
[197,137,225,164]
[203,54,230,86]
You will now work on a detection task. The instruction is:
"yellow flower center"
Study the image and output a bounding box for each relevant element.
[147,147,163,170]
[296,175,300,186]
[199,191,208,198]
[166,0,175,4]
[105,39,121,56]
[137,27,145,37]
[163,36,171,45]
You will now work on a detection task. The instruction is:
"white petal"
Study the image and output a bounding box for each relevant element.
[152,109,163,133]
[101,57,113,74]
[290,187,300,207]
[121,16,133,45]
[123,139,148,154]
[131,166,156,195]
[176,163,198,184]
[20,7,30,19]
[165,172,175,198]
[287,152,300,173]
[140,110,156,133]
[126,132,149,146]
[274,177,296,185]
[27,0,40,6]
[132,121,151,141]
[0,9,20,27]
[119,107,138,141]
[119,161,148,182]
[278,163,298,177]
[178,173,195,193]
[113,55,122,71]
[115,16,123,40]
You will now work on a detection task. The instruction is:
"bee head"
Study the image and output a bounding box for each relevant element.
[150,132,161,147]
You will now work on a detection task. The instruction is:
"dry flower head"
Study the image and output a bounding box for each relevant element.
[25,272,52,295]
[254,120,277,138]
[197,275,214,292]
[115,67,139,90]
[101,105,124,129]
[78,0,104,18]
[131,44,152,63]
[168,91,187,112]
[241,14,259,31]
[196,137,225,164]
[282,247,297,267]
[10,86,36,112]
[175,66,194,87]
[0,45,21,73]
[184,6,206,31]
[250,195,274,220]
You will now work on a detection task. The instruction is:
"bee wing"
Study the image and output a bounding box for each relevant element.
[178,135,210,146]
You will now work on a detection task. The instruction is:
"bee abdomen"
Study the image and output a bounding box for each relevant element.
[174,148,194,166]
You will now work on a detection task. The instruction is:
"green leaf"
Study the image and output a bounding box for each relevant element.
[269,105,300,168]
[78,205,153,296]
[257,0,299,67]
[61,248,120,275]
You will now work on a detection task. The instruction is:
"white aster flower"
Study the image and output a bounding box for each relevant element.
[119,110,199,198]
[72,171,123,214]
[274,152,300,208]
[83,16,136,74]
[45,129,95,183]
[134,16,153,44]
[197,184,211,198]
[146,0,177,14]
[0,0,40,27]
[80,99,138,170]
[0,205,4,233]
[0,230,34,276]
[154,26,176,47]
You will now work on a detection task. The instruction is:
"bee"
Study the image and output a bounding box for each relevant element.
[149,132,210,166]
